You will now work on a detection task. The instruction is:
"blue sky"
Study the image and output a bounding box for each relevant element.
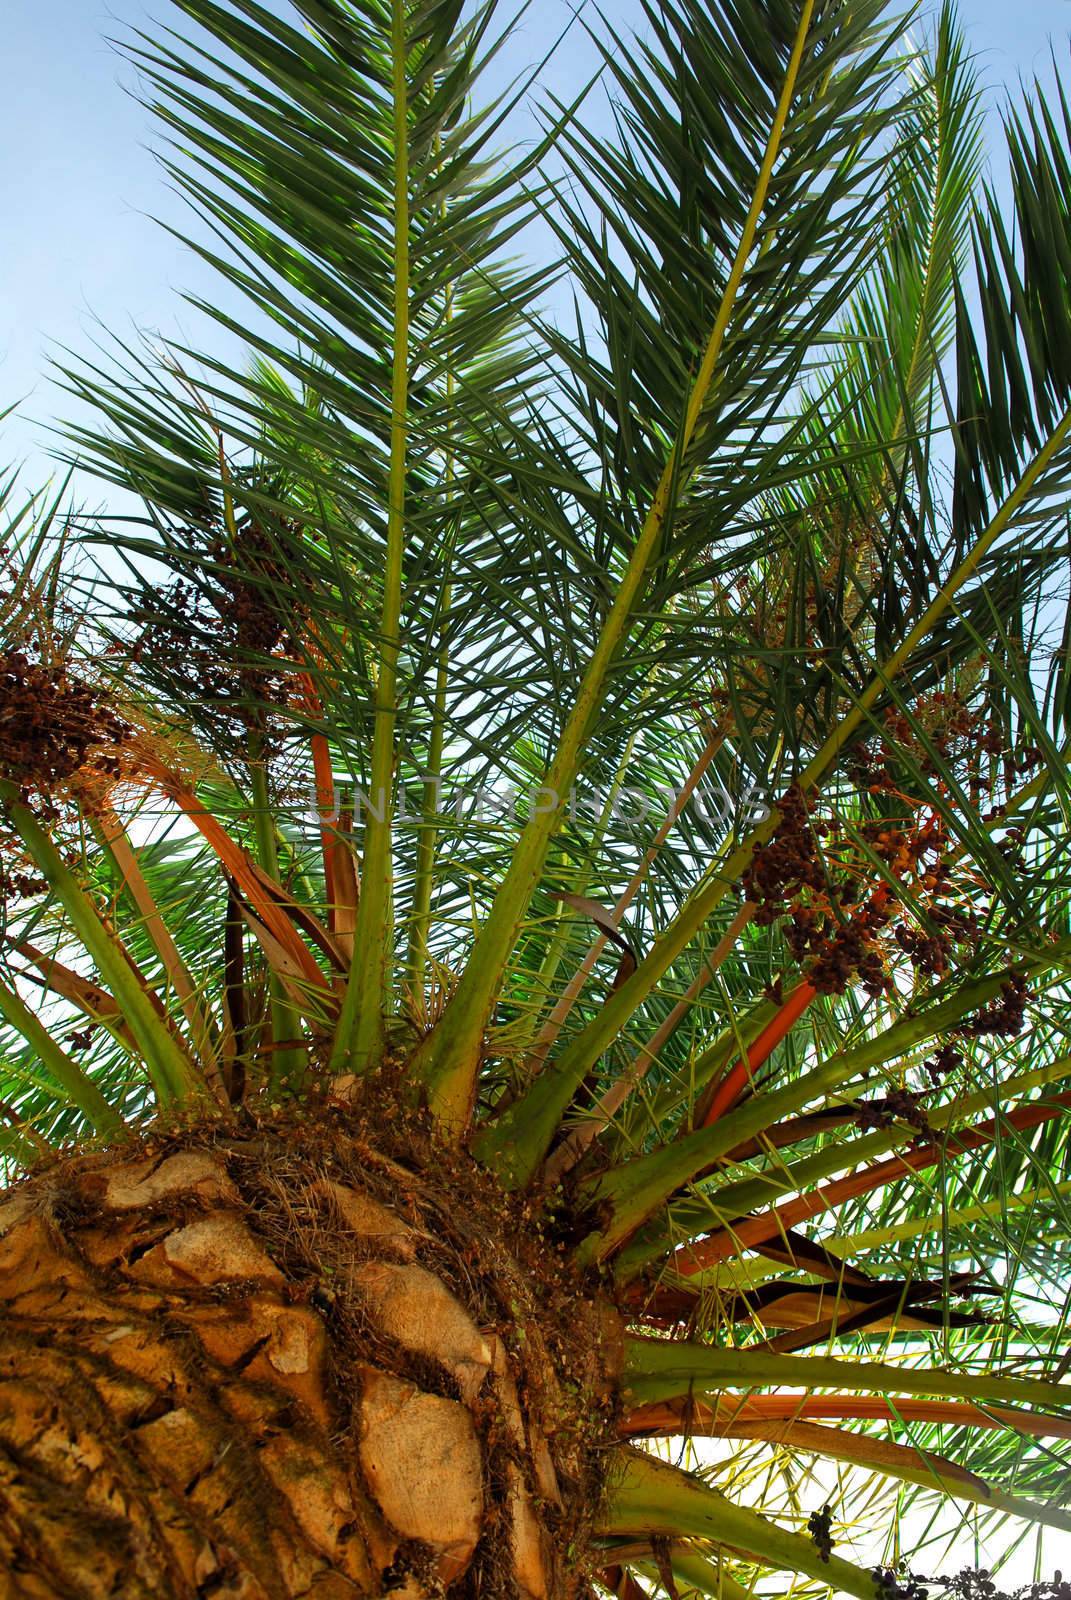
[3,0,1070,486]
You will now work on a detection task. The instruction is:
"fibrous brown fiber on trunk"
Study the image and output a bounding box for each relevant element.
[0,1102,622,1598]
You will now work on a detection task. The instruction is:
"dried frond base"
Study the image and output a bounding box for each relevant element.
[0,1099,621,1598]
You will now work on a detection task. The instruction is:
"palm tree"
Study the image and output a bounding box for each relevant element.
[4,0,1071,1592]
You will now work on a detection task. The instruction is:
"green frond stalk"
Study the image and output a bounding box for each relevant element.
[621,1338,1071,1414]
[600,1448,880,1599]
[478,410,1071,1187]
[0,780,211,1113]
[247,756,306,1091]
[97,805,224,1096]
[612,1046,1071,1282]
[331,0,411,1077]
[0,973,121,1138]
[415,0,819,1130]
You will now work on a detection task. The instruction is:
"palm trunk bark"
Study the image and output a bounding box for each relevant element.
[0,1111,620,1598]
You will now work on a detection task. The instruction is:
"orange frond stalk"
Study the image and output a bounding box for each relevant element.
[141,758,330,999]
[699,882,896,1128]
[297,672,339,919]
[16,941,136,1052]
[328,803,359,964]
[244,857,349,976]
[672,1086,1071,1276]
[98,806,227,1104]
[698,977,816,1128]
[620,1393,1071,1442]
[232,902,337,1032]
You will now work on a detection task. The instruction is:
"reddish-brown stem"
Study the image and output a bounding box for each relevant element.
[699,883,895,1128]
[620,1393,1071,1442]
[140,757,329,995]
[298,673,338,920]
[599,1567,649,1600]
[671,1086,1071,1276]
[700,978,816,1127]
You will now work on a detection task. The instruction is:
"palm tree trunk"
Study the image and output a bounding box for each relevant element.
[0,1112,620,1598]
